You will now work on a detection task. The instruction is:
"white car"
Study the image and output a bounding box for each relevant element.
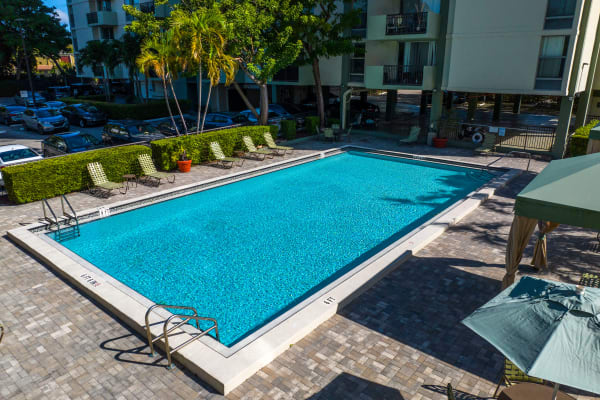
[0,145,43,187]
[21,108,70,134]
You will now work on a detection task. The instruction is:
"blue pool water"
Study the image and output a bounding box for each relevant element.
[58,151,493,346]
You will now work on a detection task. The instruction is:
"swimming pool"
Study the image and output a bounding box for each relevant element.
[56,150,493,347]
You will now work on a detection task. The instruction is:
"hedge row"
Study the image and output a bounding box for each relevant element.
[570,119,598,157]
[151,125,278,171]
[280,120,296,140]
[60,97,191,120]
[3,145,151,204]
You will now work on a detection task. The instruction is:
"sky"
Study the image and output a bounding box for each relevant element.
[44,0,70,28]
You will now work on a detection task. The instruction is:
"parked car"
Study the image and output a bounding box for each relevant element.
[14,92,46,107]
[239,110,284,128]
[70,83,100,97]
[21,108,70,134]
[40,101,67,111]
[46,86,71,100]
[154,118,197,136]
[102,121,166,144]
[42,132,104,157]
[260,105,306,129]
[0,145,43,186]
[0,105,27,125]
[327,99,380,118]
[202,113,250,130]
[61,103,108,127]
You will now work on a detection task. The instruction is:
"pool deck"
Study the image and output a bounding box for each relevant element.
[1,135,599,400]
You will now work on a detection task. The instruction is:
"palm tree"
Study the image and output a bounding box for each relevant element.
[201,48,236,132]
[78,40,121,101]
[137,33,181,136]
[120,32,143,101]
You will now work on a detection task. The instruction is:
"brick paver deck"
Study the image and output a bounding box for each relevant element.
[1,136,598,400]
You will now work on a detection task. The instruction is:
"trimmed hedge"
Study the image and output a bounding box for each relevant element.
[151,125,278,170]
[305,116,320,134]
[280,119,297,140]
[60,97,191,120]
[570,119,598,157]
[3,145,151,204]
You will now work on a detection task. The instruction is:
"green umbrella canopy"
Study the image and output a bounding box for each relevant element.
[514,152,600,230]
[462,276,600,395]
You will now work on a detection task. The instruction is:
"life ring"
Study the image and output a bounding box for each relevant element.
[472,132,484,144]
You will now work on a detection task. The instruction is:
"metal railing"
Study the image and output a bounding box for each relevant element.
[86,12,98,24]
[386,12,428,35]
[42,196,81,241]
[145,304,219,370]
[383,65,424,85]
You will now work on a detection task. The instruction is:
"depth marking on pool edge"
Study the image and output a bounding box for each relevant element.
[80,273,101,287]
[323,296,336,305]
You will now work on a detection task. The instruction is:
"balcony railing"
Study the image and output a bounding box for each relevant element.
[140,1,155,13]
[86,12,98,25]
[386,12,428,35]
[383,65,424,85]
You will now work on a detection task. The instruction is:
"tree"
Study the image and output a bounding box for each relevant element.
[120,32,143,100]
[78,40,122,101]
[220,0,303,125]
[294,0,360,128]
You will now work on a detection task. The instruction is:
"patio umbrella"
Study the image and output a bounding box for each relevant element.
[462,276,600,398]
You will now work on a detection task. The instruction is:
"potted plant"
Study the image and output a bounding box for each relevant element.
[176,148,192,172]
[431,122,448,148]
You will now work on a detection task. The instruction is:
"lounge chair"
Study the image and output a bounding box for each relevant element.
[446,383,455,400]
[264,132,293,155]
[399,126,420,145]
[579,273,600,288]
[475,133,497,154]
[338,126,352,141]
[138,154,175,186]
[209,141,244,168]
[242,136,274,160]
[87,162,126,197]
[493,358,543,397]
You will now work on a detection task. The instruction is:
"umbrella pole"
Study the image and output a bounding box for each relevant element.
[551,382,559,400]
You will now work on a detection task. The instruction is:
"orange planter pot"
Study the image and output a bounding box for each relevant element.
[177,160,192,173]
[432,138,448,148]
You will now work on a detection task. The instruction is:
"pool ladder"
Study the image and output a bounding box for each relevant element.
[144,304,220,370]
[42,195,80,241]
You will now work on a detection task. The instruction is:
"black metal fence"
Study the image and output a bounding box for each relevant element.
[86,12,98,24]
[383,65,424,86]
[386,12,428,35]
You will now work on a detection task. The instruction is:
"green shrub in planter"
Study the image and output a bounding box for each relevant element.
[570,119,598,157]
[305,116,320,135]
[280,120,297,140]
[151,125,278,170]
[328,118,340,127]
[3,145,150,204]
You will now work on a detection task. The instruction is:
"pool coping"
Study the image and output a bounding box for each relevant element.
[7,146,522,394]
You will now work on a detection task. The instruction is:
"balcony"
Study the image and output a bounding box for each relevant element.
[367,12,439,41]
[86,11,118,26]
[140,1,155,13]
[364,65,436,90]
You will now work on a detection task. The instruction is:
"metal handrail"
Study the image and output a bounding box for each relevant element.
[42,198,60,227]
[60,194,78,220]
[144,304,219,370]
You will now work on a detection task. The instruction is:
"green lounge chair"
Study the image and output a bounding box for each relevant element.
[138,154,175,186]
[264,132,293,155]
[399,126,420,145]
[87,162,126,197]
[242,136,274,160]
[209,141,244,168]
[493,358,543,397]
[579,273,600,288]
[322,128,335,141]
[475,133,497,154]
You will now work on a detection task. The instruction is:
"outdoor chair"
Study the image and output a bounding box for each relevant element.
[475,133,497,154]
[322,128,335,141]
[242,136,274,160]
[264,132,293,155]
[87,162,127,197]
[579,273,600,288]
[338,126,352,141]
[209,141,244,168]
[138,154,175,186]
[399,126,420,145]
[493,358,543,397]
[446,383,456,400]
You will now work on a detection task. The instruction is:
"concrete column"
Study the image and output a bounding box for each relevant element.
[467,94,477,120]
[552,96,575,159]
[512,95,522,114]
[427,90,444,145]
[445,90,453,110]
[385,89,397,121]
[360,91,367,103]
[493,94,503,121]
[271,84,277,104]
[420,91,428,115]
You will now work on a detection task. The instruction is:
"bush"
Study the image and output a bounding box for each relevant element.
[60,97,191,120]
[280,119,297,140]
[328,118,340,127]
[151,125,278,171]
[305,116,320,135]
[3,145,151,204]
[570,119,598,157]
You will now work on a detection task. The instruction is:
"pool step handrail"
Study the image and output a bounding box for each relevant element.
[42,196,80,241]
[145,304,220,370]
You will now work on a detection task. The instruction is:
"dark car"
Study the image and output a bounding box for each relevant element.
[102,121,166,144]
[202,113,250,130]
[0,105,27,125]
[62,103,108,127]
[327,99,380,118]
[154,118,197,136]
[42,132,104,157]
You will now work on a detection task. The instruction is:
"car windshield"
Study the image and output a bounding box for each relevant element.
[127,124,159,136]
[37,109,60,118]
[0,148,38,162]
[79,104,100,113]
[64,134,101,148]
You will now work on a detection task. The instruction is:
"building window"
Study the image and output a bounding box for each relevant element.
[544,0,576,30]
[535,36,569,90]
[72,36,78,51]
[349,43,365,83]
[93,66,104,76]
[68,6,75,27]
[97,0,112,11]
[352,0,367,38]
[125,0,138,21]
[101,27,114,40]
